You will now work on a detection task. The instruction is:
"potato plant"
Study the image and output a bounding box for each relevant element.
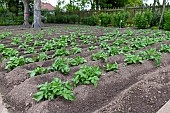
[33,78,75,101]
[104,62,118,72]
[52,57,70,74]
[72,65,102,87]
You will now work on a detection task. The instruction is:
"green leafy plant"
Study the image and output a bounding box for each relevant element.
[33,40,45,46]
[91,50,108,62]
[137,48,161,66]
[41,41,54,52]
[113,11,129,28]
[120,45,134,53]
[67,14,79,24]
[5,56,34,70]
[112,38,125,46]
[11,37,22,45]
[70,42,78,46]
[0,44,5,52]
[69,56,87,66]
[81,16,99,26]
[33,78,75,101]
[29,66,50,77]
[0,32,12,40]
[108,46,120,56]
[24,47,37,54]
[18,43,29,49]
[99,13,112,27]
[52,49,70,58]
[134,10,153,29]
[83,39,91,44]
[99,36,110,41]
[152,52,161,66]
[100,42,109,50]
[55,39,68,49]
[52,57,70,74]
[104,62,118,72]
[164,11,170,31]
[142,48,157,59]
[150,13,162,27]
[79,35,88,40]
[71,47,82,55]
[124,53,143,65]
[88,46,97,51]
[72,65,102,87]
[145,38,156,45]
[125,29,134,36]
[25,36,33,43]
[159,44,170,53]
[2,48,19,60]
[33,52,50,62]
[131,41,147,50]
[142,48,161,66]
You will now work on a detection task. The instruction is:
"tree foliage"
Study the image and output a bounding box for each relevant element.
[100,0,143,9]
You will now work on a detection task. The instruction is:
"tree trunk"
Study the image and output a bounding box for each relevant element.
[159,0,166,29]
[23,0,31,27]
[33,0,43,28]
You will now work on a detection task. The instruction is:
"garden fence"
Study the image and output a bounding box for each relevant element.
[0,5,170,25]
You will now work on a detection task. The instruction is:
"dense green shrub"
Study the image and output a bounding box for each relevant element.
[150,12,165,29]
[134,10,153,29]
[150,13,161,27]
[56,15,67,23]
[67,15,78,24]
[0,15,24,26]
[81,16,99,26]
[0,21,22,26]
[98,13,112,27]
[164,11,170,31]
[46,14,78,24]
[46,14,56,23]
[113,11,129,28]
[0,7,6,17]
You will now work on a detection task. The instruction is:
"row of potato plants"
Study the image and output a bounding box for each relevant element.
[2,29,169,71]
[33,43,170,102]
[32,43,170,102]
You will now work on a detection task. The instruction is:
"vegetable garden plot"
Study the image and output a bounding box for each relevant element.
[0,25,170,113]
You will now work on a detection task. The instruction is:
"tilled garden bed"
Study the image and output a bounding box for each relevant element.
[0,25,170,113]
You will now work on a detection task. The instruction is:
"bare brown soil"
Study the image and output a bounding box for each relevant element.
[0,24,170,113]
